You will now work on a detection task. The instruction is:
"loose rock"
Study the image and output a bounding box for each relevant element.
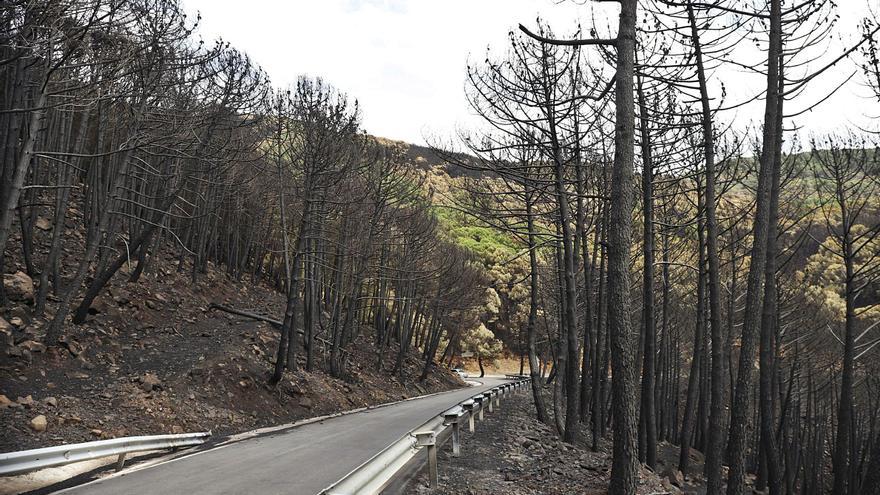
[35,217,52,231]
[17,395,36,408]
[3,271,34,302]
[663,468,685,488]
[59,336,85,356]
[30,415,48,432]
[140,372,162,391]
[19,340,47,353]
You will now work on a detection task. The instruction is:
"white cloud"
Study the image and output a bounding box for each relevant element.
[183,0,878,146]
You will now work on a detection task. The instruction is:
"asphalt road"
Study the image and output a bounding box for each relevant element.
[55,377,504,495]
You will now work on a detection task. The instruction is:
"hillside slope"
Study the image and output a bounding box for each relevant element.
[1,212,464,453]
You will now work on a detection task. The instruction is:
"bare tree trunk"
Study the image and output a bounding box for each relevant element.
[593,220,608,450]
[726,1,781,493]
[608,1,639,492]
[0,86,47,300]
[682,3,727,491]
[47,140,135,342]
[681,213,706,474]
[269,197,312,385]
[526,190,550,424]
[538,40,580,442]
[636,72,657,469]
[759,72,784,495]
[833,178,857,495]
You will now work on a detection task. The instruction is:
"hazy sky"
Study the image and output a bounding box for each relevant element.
[183,0,878,146]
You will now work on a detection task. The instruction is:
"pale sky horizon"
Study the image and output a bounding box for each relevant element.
[183,0,879,147]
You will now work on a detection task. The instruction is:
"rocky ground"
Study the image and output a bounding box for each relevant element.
[1,239,463,454]
[405,389,707,495]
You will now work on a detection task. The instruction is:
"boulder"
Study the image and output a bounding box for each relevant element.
[112,289,131,306]
[30,415,47,432]
[0,318,12,346]
[298,397,313,409]
[90,295,110,314]
[140,372,161,391]
[3,271,34,302]
[663,468,685,488]
[19,340,46,353]
[59,336,85,356]
[35,217,52,231]
[661,478,679,493]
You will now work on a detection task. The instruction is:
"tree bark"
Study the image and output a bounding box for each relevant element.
[758,68,784,495]
[685,2,727,491]
[608,1,639,493]
[636,72,657,469]
[726,1,781,492]
[269,197,312,385]
[526,187,550,424]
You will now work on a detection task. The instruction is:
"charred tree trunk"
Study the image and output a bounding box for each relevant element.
[526,188,550,424]
[636,72,657,469]
[607,2,639,492]
[726,1,782,492]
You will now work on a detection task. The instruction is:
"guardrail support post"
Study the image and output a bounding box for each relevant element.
[414,431,438,489]
[115,453,126,472]
[427,443,438,488]
[451,421,461,457]
[462,400,476,432]
[443,410,463,458]
[486,393,494,413]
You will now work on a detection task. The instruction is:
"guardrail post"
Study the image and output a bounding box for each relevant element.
[476,396,485,421]
[443,409,463,458]
[451,420,461,457]
[494,389,501,409]
[414,431,438,489]
[115,453,126,472]
[485,392,494,413]
[462,400,476,432]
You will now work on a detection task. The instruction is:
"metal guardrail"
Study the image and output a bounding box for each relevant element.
[320,378,531,495]
[0,431,211,476]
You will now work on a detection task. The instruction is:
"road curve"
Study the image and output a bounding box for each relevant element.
[54,377,505,495]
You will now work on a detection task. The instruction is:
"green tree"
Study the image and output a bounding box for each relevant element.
[461,323,503,377]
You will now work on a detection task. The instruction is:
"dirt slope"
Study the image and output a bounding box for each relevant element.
[2,242,463,453]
